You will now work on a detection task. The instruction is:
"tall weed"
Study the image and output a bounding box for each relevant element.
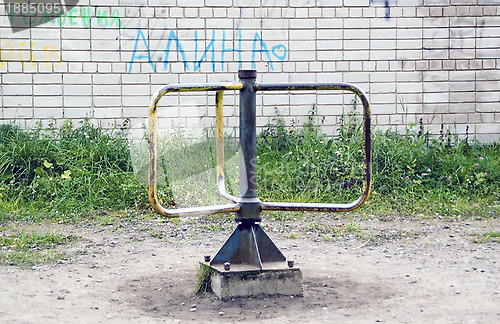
[0,119,146,219]
[257,108,499,217]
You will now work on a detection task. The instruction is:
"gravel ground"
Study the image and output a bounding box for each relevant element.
[0,213,498,323]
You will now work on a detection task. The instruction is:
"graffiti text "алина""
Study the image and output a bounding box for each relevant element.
[128,29,287,73]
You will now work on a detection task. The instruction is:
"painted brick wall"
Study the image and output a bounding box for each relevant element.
[0,0,499,141]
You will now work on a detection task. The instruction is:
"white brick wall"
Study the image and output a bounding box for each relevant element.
[0,1,499,141]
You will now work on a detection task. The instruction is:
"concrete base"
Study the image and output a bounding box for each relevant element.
[202,262,303,300]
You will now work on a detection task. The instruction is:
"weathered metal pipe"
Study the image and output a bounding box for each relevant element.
[147,73,372,218]
[147,82,243,218]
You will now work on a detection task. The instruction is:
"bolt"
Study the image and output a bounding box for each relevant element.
[287,260,294,268]
[224,262,231,271]
[204,255,211,262]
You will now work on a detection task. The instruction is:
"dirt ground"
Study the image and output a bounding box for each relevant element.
[0,213,498,323]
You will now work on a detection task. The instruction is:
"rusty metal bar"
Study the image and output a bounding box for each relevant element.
[255,82,372,212]
[215,90,239,203]
[148,77,371,217]
[148,82,243,217]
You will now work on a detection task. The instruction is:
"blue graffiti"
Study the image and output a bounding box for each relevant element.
[251,32,274,71]
[221,30,242,70]
[371,0,391,19]
[128,29,156,73]
[129,29,287,74]
[194,29,215,72]
[163,30,189,71]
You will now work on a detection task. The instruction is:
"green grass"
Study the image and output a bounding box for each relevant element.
[0,110,498,224]
[0,119,151,221]
[195,263,214,294]
[256,107,500,218]
[472,231,500,243]
[0,114,495,268]
[0,231,76,267]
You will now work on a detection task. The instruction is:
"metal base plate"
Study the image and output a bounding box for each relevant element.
[202,262,303,300]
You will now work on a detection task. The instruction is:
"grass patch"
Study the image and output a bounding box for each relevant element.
[195,263,214,294]
[0,108,498,223]
[0,231,76,268]
[256,106,500,218]
[472,231,500,243]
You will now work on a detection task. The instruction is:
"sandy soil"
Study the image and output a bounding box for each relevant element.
[0,214,498,323]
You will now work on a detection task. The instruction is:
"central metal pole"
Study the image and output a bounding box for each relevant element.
[210,70,285,269]
[236,70,261,223]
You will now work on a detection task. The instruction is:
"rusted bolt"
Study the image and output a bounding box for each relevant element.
[204,255,211,262]
[287,260,294,268]
[224,262,231,271]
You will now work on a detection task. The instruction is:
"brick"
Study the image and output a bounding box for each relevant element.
[149,0,176,5]
[93,74,121,84]
[93,84,121,96]
[177,0,203,6]
[94,96,122,107]
[290,29,316,40]
[289,19,316,29]
[344,28,370,40]
[94,107,122,118]
[34,84,62,96]
[344,18,370,29]
[423,92,449,103]
[63,74,91,84]
[371,82,396,93]
[477,91,500,102]
[34,96,63,108]
[2,84,32,96]
[476,123,500,135]
[295,8,309,18]
[7,62,23,73]
[317,0,343,7]
[397,18,423,28]
[200,7,214,18]
[3,96,32,108]
[375,60,390,71]
[62,50,91,62]
[309,8,323,18]
[316,39,342,50]
[63,108,94,119]
[369,71,396,83]
[476,80,499,91]
[3,107,33,120]
[344,39,369,50]
[64,85,92,96]
[449,70,475,81]
[63,96,93,107]
[398,82,424,93]
[342,0,370,6]
[91,51,121,62]
[372,28,397,40]
[317,29,343,39]
[348,61,362,71]
[397,39,423,49]
[370,49,397,61]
